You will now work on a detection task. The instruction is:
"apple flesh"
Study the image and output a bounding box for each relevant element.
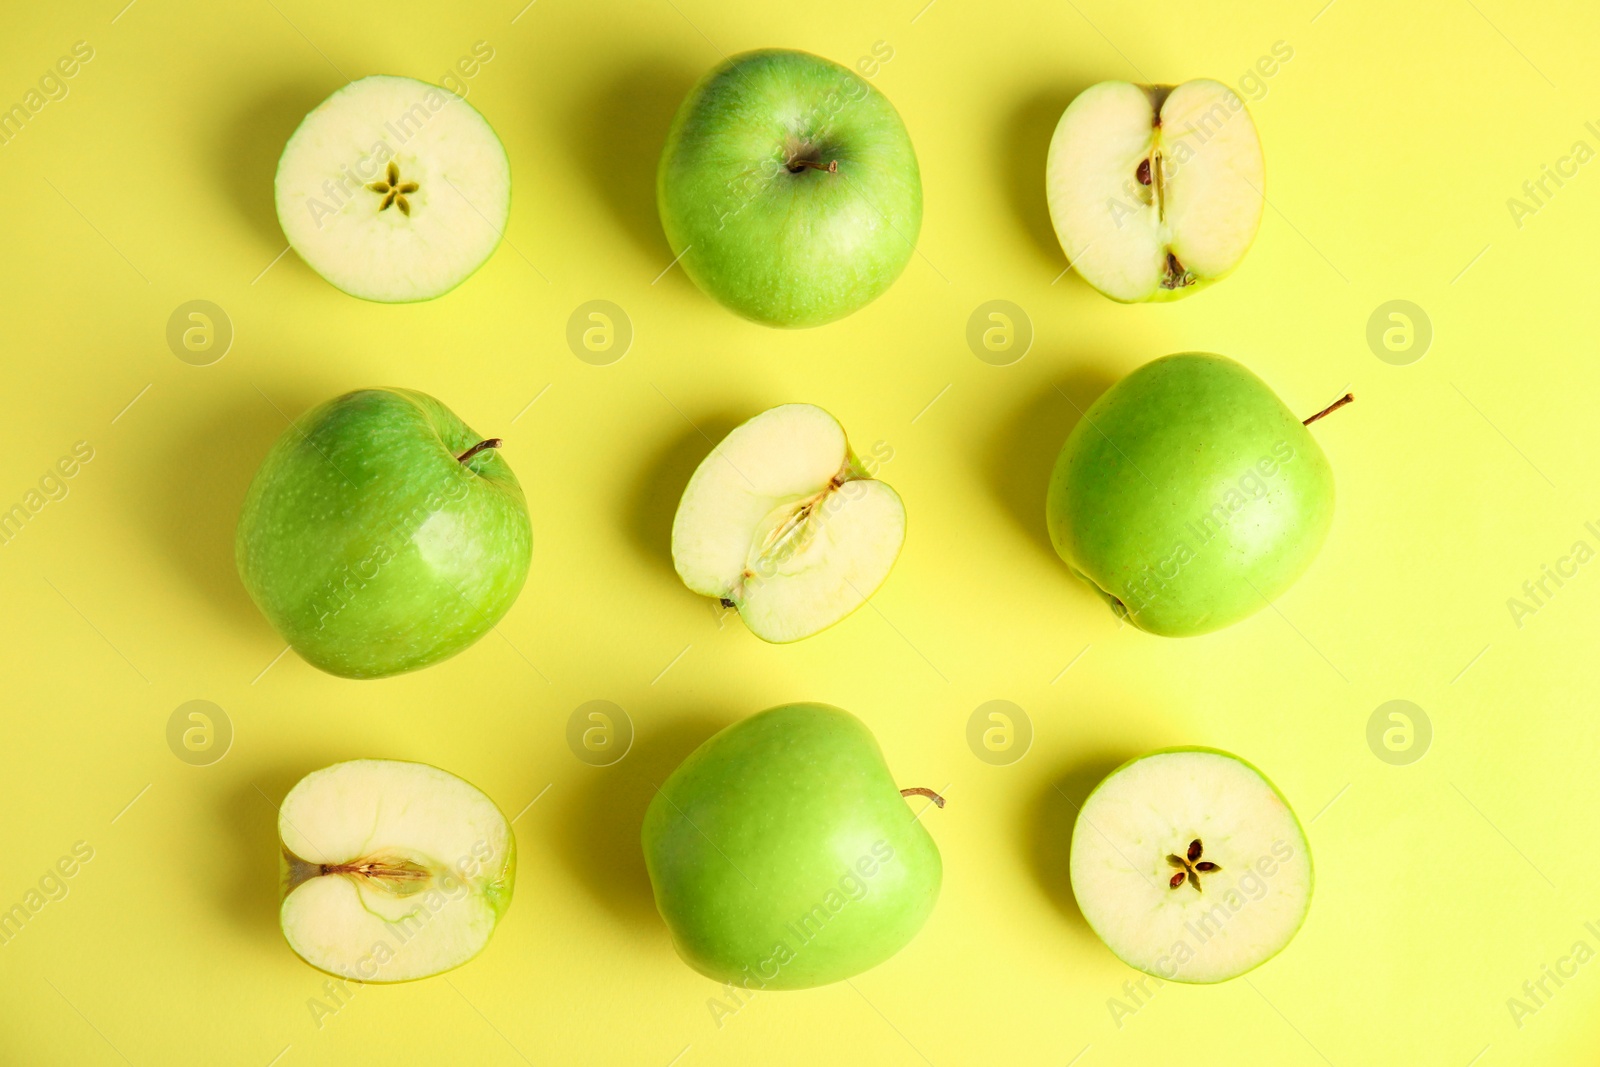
[657,48,922,327]
[275,75,511,302]
[278,760,515,982]
[642,703,942,989]
[671,404,904,643]
[1046,353,1337,636]
[1047,79,1264,302]
[1070,748,1312,983]
[236,388,532,678]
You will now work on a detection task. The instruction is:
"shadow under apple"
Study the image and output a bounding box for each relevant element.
[551,712,732,928]
[130,388,320,634]
[625,415,742,574]
[1027,750,1138,938]
[214,765,307,940]
[983,367,1118,561]
[1001,85,1093,272]
[216,82,332,253]
[565,62,700,268]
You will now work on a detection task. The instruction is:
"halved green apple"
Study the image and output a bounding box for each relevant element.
[1069,748,1312,983]
[670,404,904,643]
[278,759,515,982]
[275,75,511,302]
[1046,79,1264,302]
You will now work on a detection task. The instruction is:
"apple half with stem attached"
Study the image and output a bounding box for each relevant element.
[643,703,943,990]
[236,387,532,678]
[278,760,515,982]
[671,404,904,642]
[1047,79,1264,302]
[1070,748,1312,983]
[658,48,922,327]
[1046,353,1349,636]
[276,75,511,302]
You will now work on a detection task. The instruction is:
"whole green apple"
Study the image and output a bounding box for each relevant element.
[642,703,942,990]
[236,388,532,678]
[657,48,922,328]
[1046,353,1345,636]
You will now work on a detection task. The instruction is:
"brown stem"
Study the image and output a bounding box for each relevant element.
[1302,393,1354,426]
[788,158,839,174]
[456,438,502,464]
[900,787,946,808]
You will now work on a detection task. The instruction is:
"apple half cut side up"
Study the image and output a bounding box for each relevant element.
[278,760,515,983]
[275,75,511,303]
[1069,749,1312,984]
[1046,79,1264,302]
[671,404,905,643]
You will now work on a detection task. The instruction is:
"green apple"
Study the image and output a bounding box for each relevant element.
[236,388,532,678]
[671,403,904,642]
[276,75,510,302]
[642,703,942,990]
[279,759,515,982]
[1070,748,1312,983]
[1046,353,1345,636]
[1047,80,1263,302]
[657,48,922,327]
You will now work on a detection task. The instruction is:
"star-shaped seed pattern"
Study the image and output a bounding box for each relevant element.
[366,160,419,216]
[1166,837,1221,893]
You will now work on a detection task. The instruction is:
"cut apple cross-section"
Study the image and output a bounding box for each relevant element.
[671,404,905,643]
[1069,749,1312,984]
[278,760,515,983]
[1046,79,1265,302]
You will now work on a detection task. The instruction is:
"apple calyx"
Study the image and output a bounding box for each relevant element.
[1164,837,1221,893]
[456,438,503,464]
[899,786,947,808]
[1301,392,1354,427]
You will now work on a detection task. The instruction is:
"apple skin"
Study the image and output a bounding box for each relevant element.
[1046,354,1333,636]
[1073,746,1313,983]
[642,703,941,989]
[236,388,532,678]
[657,48,922,328]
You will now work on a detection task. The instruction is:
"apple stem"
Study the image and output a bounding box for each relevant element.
[456,438,503,464]
[1302,393,1354,426]
[788,158,838,174]
[900,787,946,808]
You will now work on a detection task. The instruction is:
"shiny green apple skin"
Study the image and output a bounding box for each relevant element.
[236,388,532,679]
[657,48,922,328]
[1046,354,1334,636]
[642,703,941,989]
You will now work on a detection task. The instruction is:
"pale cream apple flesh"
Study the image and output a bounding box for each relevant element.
[1070,750,1312,983]
[671,404,905,643]
[1047,79,1264,302]
[278,759,515,982]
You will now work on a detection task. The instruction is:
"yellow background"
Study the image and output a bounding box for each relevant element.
[0,0,1596,1063]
